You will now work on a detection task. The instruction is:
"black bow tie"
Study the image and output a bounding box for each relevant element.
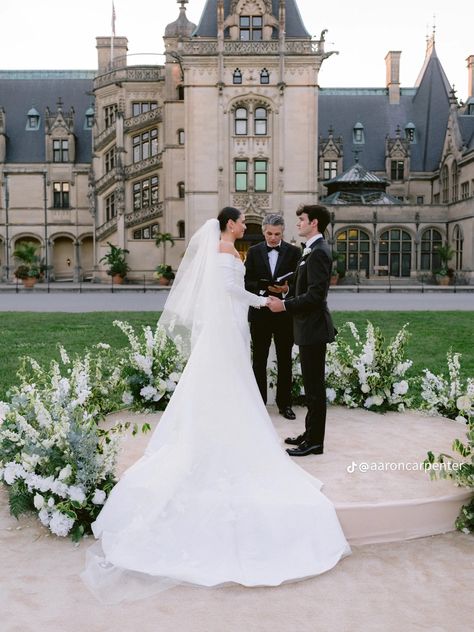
[301,242,307,250]
[266,245,280,253]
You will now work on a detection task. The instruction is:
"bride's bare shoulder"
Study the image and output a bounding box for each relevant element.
[218,241,238,257]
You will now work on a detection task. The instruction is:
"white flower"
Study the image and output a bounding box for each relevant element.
[393,380,409,396]
[361,383,370,394]
[33,494,45,510]
[326,388,336,403]
[165,380,177,392]
[168,372,181,383]
[38,508,51,527]
[456,395,472,412]
[133,353,153,377]
[59,346,70,365]
[49,510,74,537]
[140,385,159,401]
[373,395,384,406]
[302,247,312,257]
[455,415,468,424]
[122,391,134,406]
[0,401,11,422]
[96,343,111,350]
[92,489,106,505]
[47,497,55,508]
[68,486,86,504]
[58,464,72,481]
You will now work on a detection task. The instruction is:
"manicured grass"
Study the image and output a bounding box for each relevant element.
[0,311,472,398]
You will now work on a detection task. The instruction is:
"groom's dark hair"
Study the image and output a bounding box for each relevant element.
[218,206,242,232]
[297,204,331,234]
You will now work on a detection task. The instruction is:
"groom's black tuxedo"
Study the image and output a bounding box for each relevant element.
[284,237,335,446]
[245,240,301,408]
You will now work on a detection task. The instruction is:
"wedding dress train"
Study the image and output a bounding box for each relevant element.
[82,222,350,602]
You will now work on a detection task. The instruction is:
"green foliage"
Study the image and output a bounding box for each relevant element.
[99,242,130,277]
[12,241,42,279]
[9,481,34,518]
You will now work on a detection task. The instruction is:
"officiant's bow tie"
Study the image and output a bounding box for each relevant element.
[266,245,280,253]
[301,242,306,250]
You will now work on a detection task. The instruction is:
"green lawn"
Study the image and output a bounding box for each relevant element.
[0,311,473,398]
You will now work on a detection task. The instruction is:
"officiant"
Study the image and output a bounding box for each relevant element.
[244,214,301,420]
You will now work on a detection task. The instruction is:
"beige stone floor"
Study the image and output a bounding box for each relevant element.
[1,407,473,632]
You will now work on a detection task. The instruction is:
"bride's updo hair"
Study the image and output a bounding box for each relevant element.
[217,206,241,232]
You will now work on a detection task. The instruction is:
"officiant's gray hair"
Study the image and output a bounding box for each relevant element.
[262,213,284,229]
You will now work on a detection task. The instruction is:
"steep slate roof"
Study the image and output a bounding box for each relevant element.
[0,71,95,164]
[322,161,400,205]
[459,116,474,152]
[319,44,451,174]
[193,0,310,38]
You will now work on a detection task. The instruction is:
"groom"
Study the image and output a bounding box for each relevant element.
[268,205,336,456]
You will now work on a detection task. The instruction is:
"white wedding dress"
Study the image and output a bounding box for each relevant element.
[82,220,350,603]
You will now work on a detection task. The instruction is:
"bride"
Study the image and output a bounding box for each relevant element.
[82,208,350,602]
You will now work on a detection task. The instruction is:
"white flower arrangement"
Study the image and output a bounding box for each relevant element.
[114,320,186,411]
[420,351,474,423]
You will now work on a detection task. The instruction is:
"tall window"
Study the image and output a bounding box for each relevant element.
[254,160,268,192]
[420,228,442,271]
[105,147,116,173]
[104,104,118,128]
[441,165,449,203]
[178,182,185,199]
[260,68,270,84]
[233,69,242,85]
[132,128,159,163]
[178,129,185,145]
[451,161,459,202]
[239,15,262,41]
[105,193,116,222]
[133,175,159,210]
[235,160,248,191]
[323,160,337,180]
[177,220,185,238]
[391,160,404,181]
[254,107,267,135]
[53,182,70,209]
[53,139,69,162]
[132,101,158,117]
[461,182,470,199]
[235,107,248,135]
[379,229,412,277]
[336,229,370,274]
[453,225,463,270]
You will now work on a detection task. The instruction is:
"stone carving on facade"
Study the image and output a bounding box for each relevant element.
[124,107,163,132]
[87,170,96,217]
[124,153,163,179]
[232,193,270,214]
[125,202,164,228]
[96,217,118,240]
[93,67,164,90]
[94,123,116,152]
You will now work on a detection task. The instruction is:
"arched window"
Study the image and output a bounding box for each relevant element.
[379,229,412,277]
[353,122,365,144]
[336,229,370,274]
[441,165,449,203]
[453,225,463,270]
[260,68,270,84]
[254,107,267,135]
[451,161,459,202]
[235,107,248,135]
[233,68,242,85]
[177,220,185,239]
[420,228,442,271]
[177,182,185,199]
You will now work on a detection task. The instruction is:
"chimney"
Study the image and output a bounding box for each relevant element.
[385,51,401,105]
[96,37,128,73]
[467,55,474,98]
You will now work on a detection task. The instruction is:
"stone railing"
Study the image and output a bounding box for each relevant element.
[125,202,164,228]
[96,216,118,240]
[179,39,325,57]
[124,107,163,133]
[94,123,116,152]
[124,154,162,179]
[94,66,165,90]
[95,169,117,195]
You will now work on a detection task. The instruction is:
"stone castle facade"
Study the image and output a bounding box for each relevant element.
[1,0,473,282]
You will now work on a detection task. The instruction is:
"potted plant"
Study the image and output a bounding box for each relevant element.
[13,241,41,288]
[435,243,455,286]
[99,242,130,284]
[330,250,342,285]
[154,264,175,286]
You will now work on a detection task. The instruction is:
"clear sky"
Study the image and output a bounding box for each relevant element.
[0,0,472,101]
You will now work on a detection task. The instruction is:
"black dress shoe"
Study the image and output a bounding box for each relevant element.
[279,406,296,420]
[284,434,305,446]
[286,441,324,457]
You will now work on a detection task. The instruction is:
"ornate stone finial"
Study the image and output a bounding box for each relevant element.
[165,0,196,38]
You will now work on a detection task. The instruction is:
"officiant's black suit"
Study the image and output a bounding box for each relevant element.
[284,238,336,446]
[245,240,301,409]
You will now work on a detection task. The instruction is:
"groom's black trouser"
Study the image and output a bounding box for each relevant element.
[250,317,293,408]
[299,342,327,446]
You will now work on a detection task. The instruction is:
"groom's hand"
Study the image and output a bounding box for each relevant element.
[267,296,286,312]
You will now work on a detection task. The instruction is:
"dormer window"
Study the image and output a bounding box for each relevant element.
[405,122,416,143]
[260,68,270,85]
[26,107,40,131]
[239,15,262,41]
[233,68,242,85]
[84,107,94,130]
[353,122,365,144]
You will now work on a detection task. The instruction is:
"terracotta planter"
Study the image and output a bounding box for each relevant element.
[157,276,171,286]
[437,275,450,286]
[330,275,339,286]
[111,274,124,285]
[22,277,38,288]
